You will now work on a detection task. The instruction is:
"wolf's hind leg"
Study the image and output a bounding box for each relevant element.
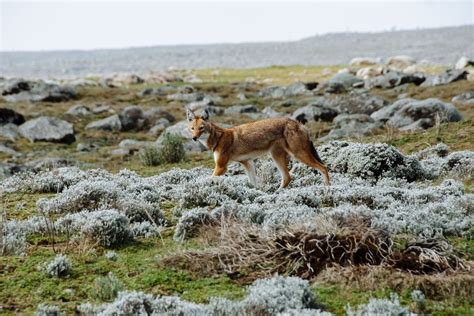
[291,148,330,186]
[270,146,291,188]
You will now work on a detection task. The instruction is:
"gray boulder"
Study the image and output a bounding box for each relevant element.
[19,117,75,144]
[452,91,474,105]
[66,104,92,116]
[371,98,463,130]
[0,108,25,125]
[167,92,205,102]
[259,86,287,99]
[421,69,467,87]
[292,102,338,124]
[1,79,77,102]
[120,106,145,131]
[328,72,363,89]
[91,104,112,114]
[0,124,20,141]
[148,118,171,136]
[258,82,313,99]
[305,93,386,115]
[322,114,380,140]
[365,71,425,89]
[224,104,259,115]
[143,108,176,127]
[85,114,122,131]
[138,86,176,97]
[262,107,284,118]
[187,98,224,116]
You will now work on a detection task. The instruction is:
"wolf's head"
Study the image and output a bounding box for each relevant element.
[187,107,210,141]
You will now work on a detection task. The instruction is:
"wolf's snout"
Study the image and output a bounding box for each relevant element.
[192,137,198,141]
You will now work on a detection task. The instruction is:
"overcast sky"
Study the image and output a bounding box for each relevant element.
[1,0,473,52]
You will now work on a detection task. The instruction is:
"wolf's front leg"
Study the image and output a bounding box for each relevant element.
[212,152,228,176]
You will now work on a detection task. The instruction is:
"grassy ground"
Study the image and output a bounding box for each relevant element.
[1,65,473,314]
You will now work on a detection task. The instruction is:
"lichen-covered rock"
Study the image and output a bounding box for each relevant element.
[364,71,425,89]
[85,115,122,131]
[322,114,380,140]
[66,104,92,116]
[421,69,467,87]
[327,72,363,89]
[19,116,75,144]
[318,141,424,181]
[1,79,77,102]
[292,103,338,124]
[371,98,462,130]
[119,106,145,131]
[452,91,474,105]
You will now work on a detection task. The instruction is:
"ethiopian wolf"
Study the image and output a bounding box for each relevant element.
[187,108,330,188]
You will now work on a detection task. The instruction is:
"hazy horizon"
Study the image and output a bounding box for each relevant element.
[1,1,473,52]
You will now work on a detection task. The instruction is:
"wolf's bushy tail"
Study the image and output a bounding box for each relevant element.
[309,141,324,164]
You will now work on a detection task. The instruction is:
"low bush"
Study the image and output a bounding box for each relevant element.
[140,134,186,166]
[94,272,125,301]
[345,293,410,316]
[56,209,132,247]
[39,254,72,278]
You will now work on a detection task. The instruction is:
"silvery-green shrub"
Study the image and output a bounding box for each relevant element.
[345,293,412,316]
[104,251,118,261]
[140,146,163,166]
[35,303,64,316]
[242,276,320,314]
[40,254,72,278]
[411,289,426,312]
[130,221,163,238]
[94,272,125,301]
[318,141,425,181]
[78,276,331,315]
[98,291,157,315]
[56,209,132,247]
[173,208,214,242]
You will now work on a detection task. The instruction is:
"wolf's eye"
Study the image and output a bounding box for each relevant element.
[199,126,204,130]
[191,127,195,130]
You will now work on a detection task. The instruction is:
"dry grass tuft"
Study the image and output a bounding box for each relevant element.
[159,219,469,281]
[315,265,474,300]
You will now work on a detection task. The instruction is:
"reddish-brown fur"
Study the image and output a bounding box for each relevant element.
[187,109,330,188]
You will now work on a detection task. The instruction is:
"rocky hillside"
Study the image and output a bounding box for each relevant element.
[1,25,473,78]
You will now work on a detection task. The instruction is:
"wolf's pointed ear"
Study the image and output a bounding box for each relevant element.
[186,107,195,122]
[201,108,210,121]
